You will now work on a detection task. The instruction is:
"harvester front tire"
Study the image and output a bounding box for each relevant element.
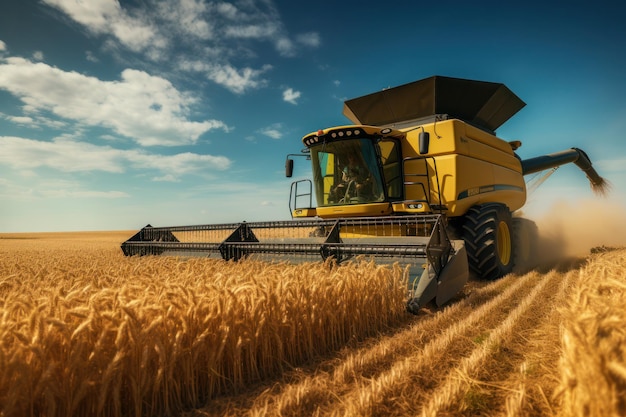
[462,203,514,280]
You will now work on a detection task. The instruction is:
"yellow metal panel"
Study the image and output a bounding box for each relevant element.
[292,208,317,218]
[402,120,463,157]
[461,122,516,154]
[396,119,525,217]
[443,155,526,215]
[315,203,393,218]
[401,119,520,162]
[401,152,525,217]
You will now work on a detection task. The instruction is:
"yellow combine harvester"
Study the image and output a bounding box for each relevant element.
[122,76,607,314]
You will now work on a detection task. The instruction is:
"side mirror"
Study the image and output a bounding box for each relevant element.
[285,158,294,177]
[419,131,430,155]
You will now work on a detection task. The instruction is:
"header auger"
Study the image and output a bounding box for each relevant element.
[122,75,608,314]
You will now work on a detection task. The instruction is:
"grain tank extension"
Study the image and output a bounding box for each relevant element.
[122,76,608,314]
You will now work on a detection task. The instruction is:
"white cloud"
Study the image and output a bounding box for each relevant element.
[215,2,320,57]
[156,0,213,40]
[42,0,167,57]
[275,37,295,56]
[7,116,35,125]
[296,32,321,48]
[32,51,45,61]
[85,51,99,62]
[283,87,301,105]
[205,63,271,94]
[41,0,321,86]
[0,177,129,201]
[0,40,6,51]
[36,116,69,130]
[152,174,181,182]
[127,150,231,173]
[0,58,228,146]
[224,23,278,39]
[40,189,130,199]
[275,31,320,56]
[0,136,124,173]
[178,60,271,94]
[215,2,241,20]
[0,136,231,174]
[259,123,283,139]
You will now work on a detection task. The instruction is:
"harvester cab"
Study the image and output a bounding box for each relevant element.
[123,75,608,314]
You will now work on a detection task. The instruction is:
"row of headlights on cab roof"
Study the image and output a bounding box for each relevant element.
[304,127,399,147]
[304,128,364,146]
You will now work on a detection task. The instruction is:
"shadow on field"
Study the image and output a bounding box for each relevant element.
[183,312,420,417]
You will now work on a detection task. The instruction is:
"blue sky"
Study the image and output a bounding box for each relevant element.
[0,0,625,232]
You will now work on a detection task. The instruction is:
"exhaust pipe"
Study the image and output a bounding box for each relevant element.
[521,147,610,196]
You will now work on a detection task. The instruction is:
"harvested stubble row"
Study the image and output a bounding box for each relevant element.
[0,240,407,417]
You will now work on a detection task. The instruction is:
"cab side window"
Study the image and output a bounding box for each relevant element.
[378,140,402,200]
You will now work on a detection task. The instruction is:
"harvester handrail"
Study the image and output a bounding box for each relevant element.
[289,179,313,214]
[402,156,444,210]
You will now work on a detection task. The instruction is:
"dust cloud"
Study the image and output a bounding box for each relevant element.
[524,199,626,266]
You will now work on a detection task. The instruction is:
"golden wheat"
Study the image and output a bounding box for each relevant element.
[2,234,625,417]
[555,249,626,417]
[0,233,407,417]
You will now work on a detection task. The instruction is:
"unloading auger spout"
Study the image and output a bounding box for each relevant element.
[521,147,610,196]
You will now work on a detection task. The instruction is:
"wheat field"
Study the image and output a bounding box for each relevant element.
[0,232,624,417]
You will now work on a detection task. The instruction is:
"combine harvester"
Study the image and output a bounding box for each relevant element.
[122,76,608,313]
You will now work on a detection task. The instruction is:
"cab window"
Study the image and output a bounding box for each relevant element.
[378,140,403,200]
[311,139,385,206]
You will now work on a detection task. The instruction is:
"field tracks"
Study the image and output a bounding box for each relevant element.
[419,270,572,416]
[204,267,572,417]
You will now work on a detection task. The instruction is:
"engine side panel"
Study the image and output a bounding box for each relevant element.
[399,119,526,216]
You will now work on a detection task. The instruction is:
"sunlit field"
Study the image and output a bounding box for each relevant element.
[1,232,624,416]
